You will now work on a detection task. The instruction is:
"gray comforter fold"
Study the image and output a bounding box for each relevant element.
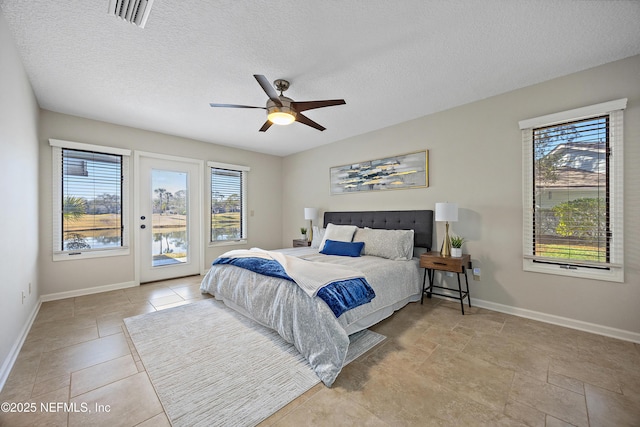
[201,264,349,386]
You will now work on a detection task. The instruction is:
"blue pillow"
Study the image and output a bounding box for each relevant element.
[320,239,364,257]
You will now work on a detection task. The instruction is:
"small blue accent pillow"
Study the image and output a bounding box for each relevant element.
[320,239,364,257]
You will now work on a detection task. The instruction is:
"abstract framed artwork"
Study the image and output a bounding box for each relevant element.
[330,150,428,194]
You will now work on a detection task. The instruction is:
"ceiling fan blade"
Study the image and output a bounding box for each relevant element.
[254,75,282,107]
[209,103,265,109]
[292,99,346,112]
[295,113,326,131]
[259,120,273,132]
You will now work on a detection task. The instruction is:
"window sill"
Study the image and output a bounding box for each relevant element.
[53,248,130,261]
[523,259,624,283]
[209,240,248,248]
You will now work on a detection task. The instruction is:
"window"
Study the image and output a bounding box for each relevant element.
[208,161,249,245]
[519,99,625,282]
[50,139,130,260]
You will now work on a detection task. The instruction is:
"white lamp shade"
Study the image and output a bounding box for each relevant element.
[304,207,318,220]
[435,203,458,222]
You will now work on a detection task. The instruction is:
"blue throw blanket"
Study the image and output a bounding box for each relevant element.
[213,257,375,317]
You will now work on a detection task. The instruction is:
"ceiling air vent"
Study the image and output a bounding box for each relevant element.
[108,0,154,28]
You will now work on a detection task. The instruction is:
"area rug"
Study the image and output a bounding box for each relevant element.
[124,298,385,427]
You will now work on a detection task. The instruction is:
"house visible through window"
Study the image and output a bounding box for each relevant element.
[519,99,625,282]
[209,162,249,244]
[50,139,130,260]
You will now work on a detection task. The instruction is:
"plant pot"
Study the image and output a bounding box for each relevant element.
[301,234,307,241]
[451,248,462,257]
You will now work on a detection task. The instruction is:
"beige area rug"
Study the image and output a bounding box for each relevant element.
[124,298,385,427]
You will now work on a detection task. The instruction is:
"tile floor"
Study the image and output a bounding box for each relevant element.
[1,275,639,426]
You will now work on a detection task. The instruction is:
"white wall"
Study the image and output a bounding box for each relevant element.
[0,14,41,384]
[38,111,283,296]
[282,55,640,339]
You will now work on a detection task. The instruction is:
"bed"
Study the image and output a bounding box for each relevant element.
[200,210,433,386]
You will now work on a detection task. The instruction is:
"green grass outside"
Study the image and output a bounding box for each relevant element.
[212,212,240,228]
[65,213,239,236]
[212,212,240,222]
[64,214,121,231]
[536,244,605,262]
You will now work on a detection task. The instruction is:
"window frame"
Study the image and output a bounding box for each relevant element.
[519,99,626,282]
[207,161,250,247]
[50,139,131,261]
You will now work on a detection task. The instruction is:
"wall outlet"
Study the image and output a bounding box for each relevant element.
[29,282,32,295]
[473,267,481,281]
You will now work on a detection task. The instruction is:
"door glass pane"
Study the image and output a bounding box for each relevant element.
[151,169,188,267]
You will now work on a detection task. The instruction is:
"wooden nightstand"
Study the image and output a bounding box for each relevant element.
[293,239,311,247]
[420,251,471,314]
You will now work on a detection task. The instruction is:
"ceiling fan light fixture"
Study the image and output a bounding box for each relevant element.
[268,111,296,125]
[267,103,297,125]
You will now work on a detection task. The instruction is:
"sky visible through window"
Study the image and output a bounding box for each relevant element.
[152,169,186,195]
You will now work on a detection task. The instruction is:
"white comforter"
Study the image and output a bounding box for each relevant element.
[217,248,366,297]
[200,247,421,386]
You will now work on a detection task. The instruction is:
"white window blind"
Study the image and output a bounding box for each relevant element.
[208,161,249,244]
[61,148,123,250]
[520,99,625,282]
[50,139,130,260]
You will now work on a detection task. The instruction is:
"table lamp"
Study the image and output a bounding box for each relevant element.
[435,202,458,256]
[304,208,318,242]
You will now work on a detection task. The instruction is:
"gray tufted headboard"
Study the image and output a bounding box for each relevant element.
[323,210,433,250]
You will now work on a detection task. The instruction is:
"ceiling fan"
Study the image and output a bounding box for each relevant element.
[209,75,346,132]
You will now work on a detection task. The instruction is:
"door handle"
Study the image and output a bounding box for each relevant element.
[140,225,146,229]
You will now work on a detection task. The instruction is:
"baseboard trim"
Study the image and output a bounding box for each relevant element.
[0,299,41,392]
[470,297,640,344]
[40,281,138,302]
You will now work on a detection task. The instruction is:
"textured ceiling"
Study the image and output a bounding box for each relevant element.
[2,1,639,156]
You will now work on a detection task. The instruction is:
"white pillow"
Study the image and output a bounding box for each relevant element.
[310,226,326,249]
[319,223,358,251]
[353,228,414,260]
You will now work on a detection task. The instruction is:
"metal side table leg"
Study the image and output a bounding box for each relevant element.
[456,272,465,315]
[428,269,434,298]
[421,268,427,304]
[464,266,471,308]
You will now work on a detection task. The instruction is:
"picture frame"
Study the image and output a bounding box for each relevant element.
[330,150,428,194]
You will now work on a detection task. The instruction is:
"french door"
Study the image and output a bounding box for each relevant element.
[137,154,202,283]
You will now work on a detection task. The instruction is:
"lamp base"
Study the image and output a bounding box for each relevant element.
[440,222,451,257]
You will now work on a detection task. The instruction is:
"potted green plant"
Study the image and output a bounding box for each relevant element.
[300,227,308,240]
[450,235,464,257]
